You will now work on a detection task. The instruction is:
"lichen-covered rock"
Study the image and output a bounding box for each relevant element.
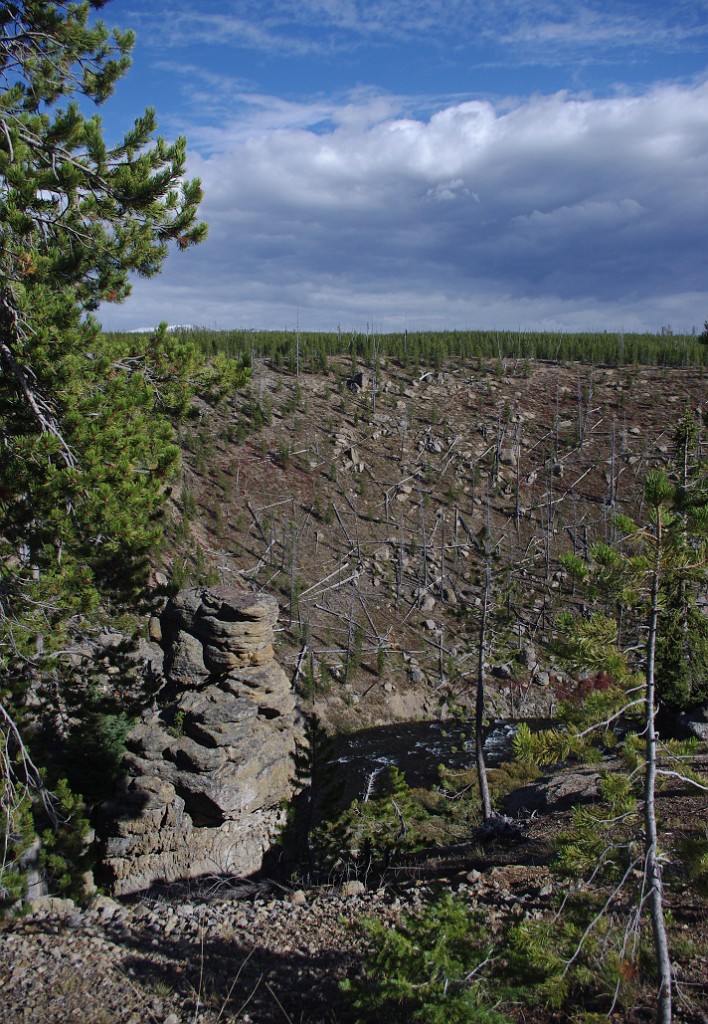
[99,586,300,895]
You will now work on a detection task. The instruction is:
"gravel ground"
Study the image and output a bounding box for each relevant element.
[2,775,705,1024]
[0,863,557,1024]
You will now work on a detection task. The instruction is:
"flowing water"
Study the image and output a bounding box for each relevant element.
[332,719,517,805]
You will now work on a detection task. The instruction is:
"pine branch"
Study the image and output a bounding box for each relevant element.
[575,697,645,738]
[561,855,643,974]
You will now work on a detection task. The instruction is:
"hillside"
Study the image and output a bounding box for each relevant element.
[172,355,706,730]
[3,352,707,1024]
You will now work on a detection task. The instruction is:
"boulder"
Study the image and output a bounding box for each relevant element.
[503,767,601,815]
[677,703,708,741]
[166,629,208,685]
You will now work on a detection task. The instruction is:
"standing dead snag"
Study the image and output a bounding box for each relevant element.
[475,557,493,821]
[641,473,675,1024]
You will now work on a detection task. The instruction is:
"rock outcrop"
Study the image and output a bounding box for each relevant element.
[100,586,299,895]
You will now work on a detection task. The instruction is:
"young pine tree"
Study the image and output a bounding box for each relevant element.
[515,469,708,1024]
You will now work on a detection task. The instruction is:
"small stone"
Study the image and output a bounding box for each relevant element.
[90,894,121,920]
[290,889,307,906]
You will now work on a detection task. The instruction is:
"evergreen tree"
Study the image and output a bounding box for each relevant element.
[516,469,708,1024]
[1,1,210,656]
[0,2,246,899]
[655,407,708,707]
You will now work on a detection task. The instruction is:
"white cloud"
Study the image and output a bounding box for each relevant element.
[100,80,708,334]
[122,1,708,60]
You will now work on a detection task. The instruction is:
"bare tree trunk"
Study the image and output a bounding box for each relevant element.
[370,331,380,416]
[544,464,553,580]
[609,418,617,544]
[514,420,522,535]
[440,513,446,601]
[645,518,673,1024]
[289,520,299,627]
[476,559,493,821]
[344,584,357,684]
[295,309,300,377]
[418,479,429,595]
[398,408,409,466]
[396,512,404,609]
[577,372,584,445]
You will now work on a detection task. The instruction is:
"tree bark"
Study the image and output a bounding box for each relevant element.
[645,513,673,1024]
[476,559,493,821]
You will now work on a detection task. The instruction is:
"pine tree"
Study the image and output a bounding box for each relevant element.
[0,2,246,899]
[515,469,708,1023]
[1,2,210,658]
[655,407,708,707]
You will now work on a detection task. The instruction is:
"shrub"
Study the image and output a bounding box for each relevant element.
[343,895,511,1024]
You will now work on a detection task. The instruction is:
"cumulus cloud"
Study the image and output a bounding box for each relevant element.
[100,80,708,334]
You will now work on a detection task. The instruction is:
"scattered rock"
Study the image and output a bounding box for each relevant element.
[27,895,77,918]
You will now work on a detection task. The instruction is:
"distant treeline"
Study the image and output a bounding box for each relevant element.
[102,326,708,373]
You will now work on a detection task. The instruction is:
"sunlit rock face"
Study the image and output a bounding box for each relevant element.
[100,587,299,895]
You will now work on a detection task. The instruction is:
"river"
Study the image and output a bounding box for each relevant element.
[332,719,517,805]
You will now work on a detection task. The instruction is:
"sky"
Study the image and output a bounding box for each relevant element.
[93,0,708,336]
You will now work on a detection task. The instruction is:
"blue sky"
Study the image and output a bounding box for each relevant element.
[95,0,708,335]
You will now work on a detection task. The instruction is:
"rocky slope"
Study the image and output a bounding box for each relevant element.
[3,768,706,1024]
[5,356,706,1023]
[174,357,706,730]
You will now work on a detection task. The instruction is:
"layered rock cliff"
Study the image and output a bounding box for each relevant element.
[100,587,299,895]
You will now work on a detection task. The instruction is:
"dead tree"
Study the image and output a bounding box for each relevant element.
[475,557,493,821]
